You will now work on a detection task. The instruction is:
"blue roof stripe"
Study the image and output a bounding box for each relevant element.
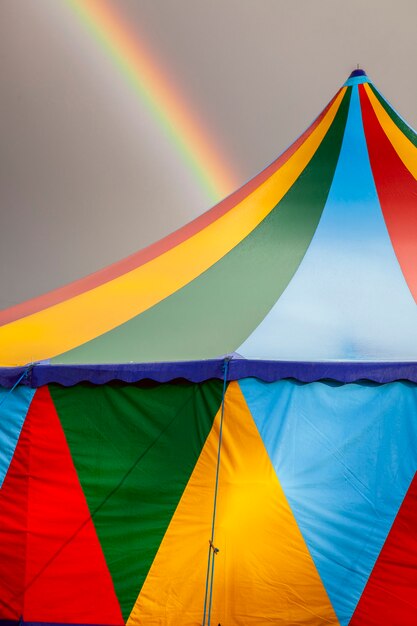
[237,86,417,361]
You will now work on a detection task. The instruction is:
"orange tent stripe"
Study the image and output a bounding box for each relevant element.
[0,89,345,366]
[364,84,417,181]
[128,381,339,625]
[0,91,340,328]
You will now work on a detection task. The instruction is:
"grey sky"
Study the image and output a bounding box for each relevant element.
[1,0,416,309]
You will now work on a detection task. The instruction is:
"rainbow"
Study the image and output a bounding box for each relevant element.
[64,0,238,201]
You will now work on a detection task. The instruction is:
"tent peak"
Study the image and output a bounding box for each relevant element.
[349,68,367,78]
[344,67,370,86]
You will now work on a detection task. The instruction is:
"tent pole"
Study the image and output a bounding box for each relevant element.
[202,357,230,626]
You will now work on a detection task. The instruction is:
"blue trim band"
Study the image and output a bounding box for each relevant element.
[2,360,417,388]
[344,75,370,86]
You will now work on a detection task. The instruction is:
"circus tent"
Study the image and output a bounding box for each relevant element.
[1,69,417,625]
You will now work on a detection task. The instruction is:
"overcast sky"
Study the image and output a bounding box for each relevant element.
[1,0,417,309]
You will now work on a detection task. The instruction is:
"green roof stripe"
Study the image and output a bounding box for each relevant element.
[370,84,417,147]
[53,88,351,364]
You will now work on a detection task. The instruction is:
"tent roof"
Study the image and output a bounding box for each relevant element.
[2,69,417,385]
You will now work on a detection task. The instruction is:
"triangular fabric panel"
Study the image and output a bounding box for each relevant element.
[0,385,34,488]
[239,378,417,625]
[128,381,339,625]
[49,381,223,620]
[350,472,417,625]
[0,386,124,623]
[0,391,30,619]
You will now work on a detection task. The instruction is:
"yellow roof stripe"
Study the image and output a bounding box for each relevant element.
[364,84,417,181]
[0,88,346,366]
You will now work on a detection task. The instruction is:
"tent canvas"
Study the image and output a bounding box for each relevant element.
[1,69,417,625]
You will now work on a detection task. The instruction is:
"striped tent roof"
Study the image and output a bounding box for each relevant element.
[1,69,417,378]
